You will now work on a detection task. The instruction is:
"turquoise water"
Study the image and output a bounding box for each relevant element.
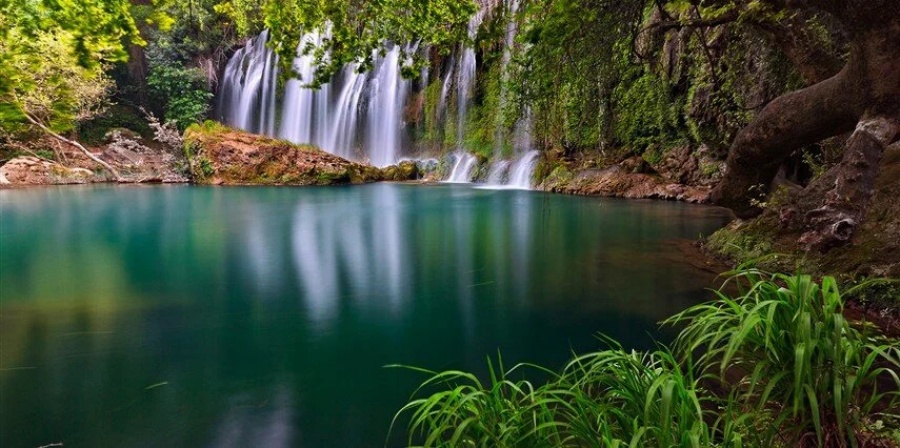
[0,184,731,447]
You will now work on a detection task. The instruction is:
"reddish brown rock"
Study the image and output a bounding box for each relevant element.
[540,160,711,203]
[183,123,383,185]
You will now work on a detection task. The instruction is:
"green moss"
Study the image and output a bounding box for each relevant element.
[315,170,350,184]
[700,161,719,177]
[613,71,684,151]
[705,222,775,264]
[421,77,446,146]
[462,61,512,159]
[641,145,664,166]
[844,280,900,313]
[537,163,574,188]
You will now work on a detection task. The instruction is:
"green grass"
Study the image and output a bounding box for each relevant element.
[668,269,900,447]
[390,270,900,447]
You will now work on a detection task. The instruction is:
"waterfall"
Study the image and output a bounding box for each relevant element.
[456,46,476,147]
[486,160,511,184]
[495,0,521,155]
[219,31,278,134]
[445,153,479,183]
[507,150,539,189]
[454,11,485,149]
[322,66,367,160]
[367,46,411,167]
[219,33,411,167]
[216,4,542,176]
[437,55,455,122]
[280,33,323,145]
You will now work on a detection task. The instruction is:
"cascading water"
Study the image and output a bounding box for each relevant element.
[486,160,511,184]
[445,153,479,183]
[218,2,542,186]
[220,31,277,134]
[495,0,521,155]
[280,33,324,145]
[218,33,410,167]
[476,150,538,190]
[437,55,455,121]
[322,66,367,160]
[367,46,410,167]
[507,151,539,189]
[454,11,485,148]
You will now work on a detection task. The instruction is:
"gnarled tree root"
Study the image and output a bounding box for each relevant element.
[800,116,899,251]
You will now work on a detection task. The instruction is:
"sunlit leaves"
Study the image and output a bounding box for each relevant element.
[0,0,144,131]
[215,0,477,86]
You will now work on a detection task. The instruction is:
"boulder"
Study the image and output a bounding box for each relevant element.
[183,123,384,185]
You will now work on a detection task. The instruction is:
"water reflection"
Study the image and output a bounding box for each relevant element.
[0,184,732,447]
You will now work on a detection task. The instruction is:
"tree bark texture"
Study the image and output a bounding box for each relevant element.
[711,1,900,251]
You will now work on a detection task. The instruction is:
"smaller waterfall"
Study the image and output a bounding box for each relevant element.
[445,153,479,183]
[437,56,455,121]
[507,151,539,189]
[456,46,476,146]
[486,160,511,184]
[454,9,486,148]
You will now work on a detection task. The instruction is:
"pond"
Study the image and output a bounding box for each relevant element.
[0,184,731,447]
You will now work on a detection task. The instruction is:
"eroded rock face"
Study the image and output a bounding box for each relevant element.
[0,132,189,186]
[184,124,384,185]
[0,157,98,185]
[707,144,900,278]
[540,157,710,203]
[644,144,724,187]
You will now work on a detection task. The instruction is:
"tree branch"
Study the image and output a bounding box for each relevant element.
[22,113,123,181]
[642,9,739,34]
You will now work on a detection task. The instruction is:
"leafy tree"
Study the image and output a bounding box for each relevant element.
[147,64,213,130]
[0,0,145,178]
[215,0,478,85]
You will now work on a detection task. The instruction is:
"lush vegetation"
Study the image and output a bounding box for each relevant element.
[0,0,141,133]
[391,270,900,447]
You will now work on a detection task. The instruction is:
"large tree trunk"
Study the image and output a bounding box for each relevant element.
[709,69,863,217]
[127,43,149,106]
[711,1,900,250]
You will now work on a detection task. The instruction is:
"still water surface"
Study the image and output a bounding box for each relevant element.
[0,184,731,447]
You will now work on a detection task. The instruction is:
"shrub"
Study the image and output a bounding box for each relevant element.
[146,64,212,131]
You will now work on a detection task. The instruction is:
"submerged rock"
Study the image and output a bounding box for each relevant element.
[183,123,384,185]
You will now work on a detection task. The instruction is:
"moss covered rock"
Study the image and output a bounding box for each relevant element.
[704,144,900,280]
[184,122,384,186]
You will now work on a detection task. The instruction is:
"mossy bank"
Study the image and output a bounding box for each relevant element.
[183,122,419,186]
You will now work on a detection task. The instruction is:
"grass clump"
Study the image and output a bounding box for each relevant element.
[391,346,720,448]
[391,270,900,447]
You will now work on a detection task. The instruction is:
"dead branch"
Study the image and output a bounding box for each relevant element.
[23,113,122,181]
